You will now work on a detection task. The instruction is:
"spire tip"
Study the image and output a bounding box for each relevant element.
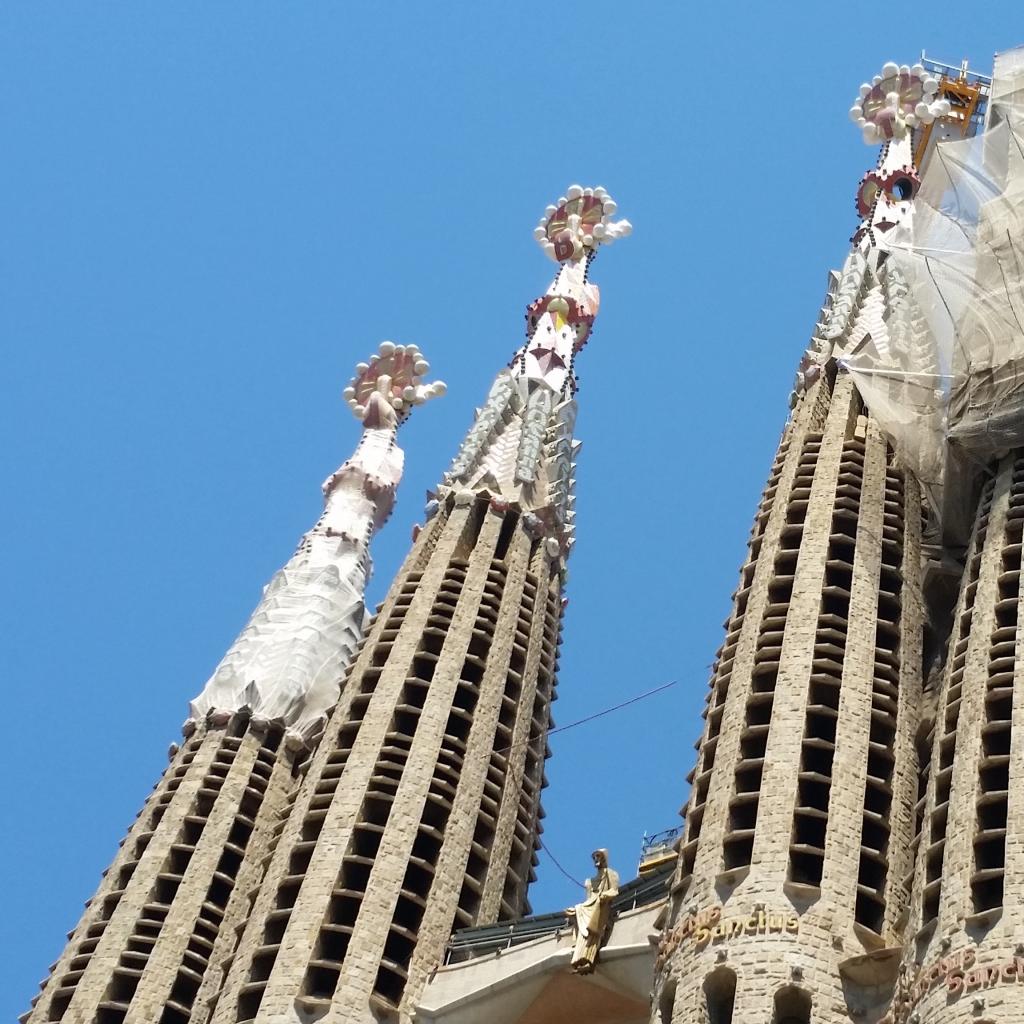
[536,187,630,264]
[345,341,443,424]
[850,62,950,143]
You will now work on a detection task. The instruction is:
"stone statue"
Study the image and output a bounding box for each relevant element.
[566,848,620,973]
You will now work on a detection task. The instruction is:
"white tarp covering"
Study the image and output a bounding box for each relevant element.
[189,393,409,742]
[842,49,1024,538]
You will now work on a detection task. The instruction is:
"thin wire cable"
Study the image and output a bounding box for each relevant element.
[508,681,680,890]
[491,679,678,758]
[539,837,584,889]
[548,680,678,741]
[837,363,953,380]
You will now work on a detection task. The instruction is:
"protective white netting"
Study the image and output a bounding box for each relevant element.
[841,48,1024,539]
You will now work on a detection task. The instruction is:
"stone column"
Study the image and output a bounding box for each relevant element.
[23,719,298,1024]
[903,453,1024,1024]
[655,371,923,1024]
[210,498,562,1024]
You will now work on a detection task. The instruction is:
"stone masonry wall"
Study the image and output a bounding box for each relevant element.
[210,493,561,1024]
[23,719,299,1024]
[898,452,1024,1024]
[654,371,924,1024]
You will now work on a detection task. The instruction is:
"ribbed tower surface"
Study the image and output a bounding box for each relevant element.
[652,61,952,1024]
[22,348,441,1024]
[653,371,923,1023]
[897,452,1024,1024]
[24,720,299,1024]
[207,188,630,1024]
[211,495,561,1024]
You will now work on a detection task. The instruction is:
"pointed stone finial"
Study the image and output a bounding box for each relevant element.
[515,187,629,397]
[342,340,446,424]
[533,185,631,263]
[845,64,940,248]
[443,187,627,556]
[188,342,443,741]
[849,62,950,143]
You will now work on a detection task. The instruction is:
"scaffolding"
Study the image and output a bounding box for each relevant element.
[913,53,990,171]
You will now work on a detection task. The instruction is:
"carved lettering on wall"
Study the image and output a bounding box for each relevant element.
[883,948,1024,1023]
[656,907,799,969]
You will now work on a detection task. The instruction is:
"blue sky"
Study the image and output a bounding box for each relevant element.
[2,3,1020,1015]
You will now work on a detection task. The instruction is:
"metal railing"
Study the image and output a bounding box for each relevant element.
[443,864,673,965]
[638,825,684,869]
[920,52,993,88]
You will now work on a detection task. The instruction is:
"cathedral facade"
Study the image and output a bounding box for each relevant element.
[23,48,1024,1024]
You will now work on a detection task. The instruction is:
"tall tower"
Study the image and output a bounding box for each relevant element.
[22,348,441,1024]
[207,187,630,1024]
[898,455,1024,1024]
[893,48,1024,1024]
[652,64,952,1024]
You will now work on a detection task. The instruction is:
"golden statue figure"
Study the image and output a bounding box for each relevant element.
[566,848,620,973]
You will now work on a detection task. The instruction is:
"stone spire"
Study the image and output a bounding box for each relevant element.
[442,184,630,555]
[190,344,445,746]
[894,455,1024,1024]
[651,69,930,1024]
[794,61,947,395]
[849,62,948,252]
[206,188,628,1024]
[791,63,948,531]
[21,348,441,1024]
[894,49,1024,1024]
